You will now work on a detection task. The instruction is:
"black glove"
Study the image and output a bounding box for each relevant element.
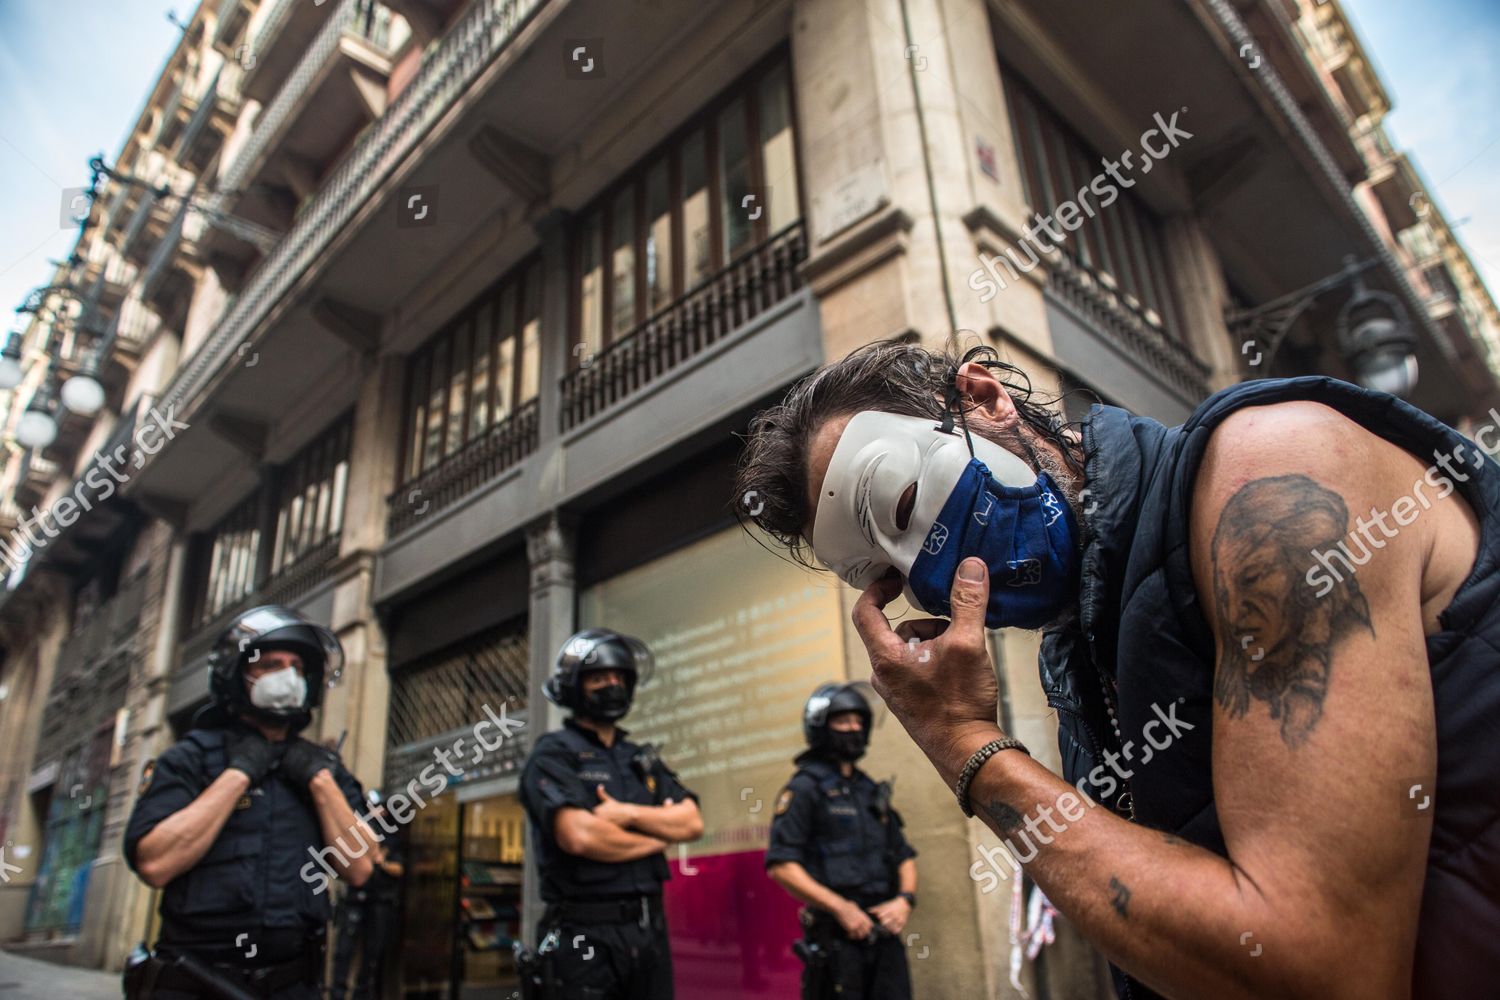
[280,738,341,789]
[225,727,281,785]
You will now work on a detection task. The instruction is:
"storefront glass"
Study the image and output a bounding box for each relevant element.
[579,526,851,999]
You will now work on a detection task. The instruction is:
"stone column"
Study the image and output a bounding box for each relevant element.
[520,512,576,941]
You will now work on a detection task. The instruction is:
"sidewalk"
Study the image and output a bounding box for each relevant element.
[0,947,119,999]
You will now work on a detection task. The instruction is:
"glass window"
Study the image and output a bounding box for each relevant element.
[578,211,604,362]
[405,354,428,480]
[494,283,517,420]
[271,416,351,576]
[469,301,494,438]
[446,320,471,455]
[520,263,542,402]
[759,63,799,234]
[719,98,752,261]
[645,160,674,315]
[610,189,637,337]
[423,336,448,472]
[682,129,712,290]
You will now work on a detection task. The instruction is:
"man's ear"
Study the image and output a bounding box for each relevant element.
[954,361,1020,430]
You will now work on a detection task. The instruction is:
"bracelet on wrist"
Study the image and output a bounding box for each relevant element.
[955,738,1030,818]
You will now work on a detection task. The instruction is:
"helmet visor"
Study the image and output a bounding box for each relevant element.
[233,606,345,689]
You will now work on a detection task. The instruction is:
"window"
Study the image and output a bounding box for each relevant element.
[399,257,543,484]
[270,415,351,576]
[570,51,801,363]
[196,493,262,626]
[1004,72,1185,339]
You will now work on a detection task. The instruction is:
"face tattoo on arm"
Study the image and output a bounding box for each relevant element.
[1209,474,1375,748]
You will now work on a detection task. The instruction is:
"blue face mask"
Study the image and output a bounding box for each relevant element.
[905,459,1080,630]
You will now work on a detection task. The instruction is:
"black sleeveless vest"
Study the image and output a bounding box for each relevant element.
[1039,376,1500,999]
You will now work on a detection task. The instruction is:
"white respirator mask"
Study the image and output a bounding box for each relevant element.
[249,665,309,711]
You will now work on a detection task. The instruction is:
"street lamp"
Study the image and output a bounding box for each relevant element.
[60,359,107,416]
[0,333,22,391]
[1336,277,1419,397]
[15,378,59,450]
[1225,256,1421,399]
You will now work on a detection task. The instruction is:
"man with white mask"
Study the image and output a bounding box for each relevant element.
[735,340,1499,1000]
[123,605,373,999]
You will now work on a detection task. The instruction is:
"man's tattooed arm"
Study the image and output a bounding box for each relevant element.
[1208,474,1374,748]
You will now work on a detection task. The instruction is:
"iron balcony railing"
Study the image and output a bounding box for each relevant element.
[561,221,809,431]
[156,0,547,428]
[1046,252,1211,403]
[386,397,541,537]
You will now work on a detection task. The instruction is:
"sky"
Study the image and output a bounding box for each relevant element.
[0,0,1495,333]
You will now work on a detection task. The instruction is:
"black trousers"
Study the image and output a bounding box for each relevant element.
[544,909,674,1000]
[150,984,319,1000]
[331,899,397,1000]
[804,923,912,1000]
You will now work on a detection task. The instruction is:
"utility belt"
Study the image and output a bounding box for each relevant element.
[544,893,663,928]
[123,942,321,1000]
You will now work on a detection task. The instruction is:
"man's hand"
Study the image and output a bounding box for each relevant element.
[868,896,912,936]
[853,559,1005,783]
[225,727,282,785]
[593,786,639,828]
[280,739,340,788]
[834,898,876,941]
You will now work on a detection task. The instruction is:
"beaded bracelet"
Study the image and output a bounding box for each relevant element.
[955,738,1030,817]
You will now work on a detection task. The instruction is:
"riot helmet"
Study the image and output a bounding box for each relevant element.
[803,681,880,761]
[544,628,654,722]
[204,604,343,732]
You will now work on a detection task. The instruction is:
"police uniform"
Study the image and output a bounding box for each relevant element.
[766,750,917,1000]
[519,717,697,1000]
[330,839,402,1000]
[124,727,367,998]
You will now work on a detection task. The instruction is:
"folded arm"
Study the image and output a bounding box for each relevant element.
[554,806,671,862]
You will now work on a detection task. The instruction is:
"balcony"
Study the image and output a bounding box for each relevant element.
[151,0,546,429]
[237,0,342,105]
[212,0,255,54]
[178,64,243,173]
[561,222,809,431]
[1045,253,1211,417]
[217,0,399,239]
[386,398,540,537]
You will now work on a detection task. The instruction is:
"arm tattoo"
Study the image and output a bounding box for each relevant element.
[1209,474,1374,748]
[982,800,1026,836]
[1108,875,1131,919]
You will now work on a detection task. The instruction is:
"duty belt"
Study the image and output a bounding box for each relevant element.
[549,894,662,927]
[152,949,320,995]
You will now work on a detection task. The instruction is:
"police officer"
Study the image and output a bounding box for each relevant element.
[766,682,918,1000]
[331,794,404,1000]
[123,605,374,999]
[518,628,703,999]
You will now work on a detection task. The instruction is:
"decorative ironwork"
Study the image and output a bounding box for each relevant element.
[155,0,547,426]
[561,221,808,430]
[1047,253,1211,402]
[386,397,540,537]
[383,624,531,793]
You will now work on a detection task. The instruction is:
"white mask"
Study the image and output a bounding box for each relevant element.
[249,665,308,711]
[812,410,1037,600]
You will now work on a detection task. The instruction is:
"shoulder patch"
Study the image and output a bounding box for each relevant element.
[137,759,156,795]
[775,788,795,816]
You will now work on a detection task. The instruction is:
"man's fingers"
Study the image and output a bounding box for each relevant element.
[851,576,908,663]
[894,618,948,643]
[944,557,991,646]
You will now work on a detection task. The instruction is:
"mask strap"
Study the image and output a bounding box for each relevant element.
[939,370,978,458]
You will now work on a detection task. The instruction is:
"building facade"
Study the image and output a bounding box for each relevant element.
[0,0,1493,997]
